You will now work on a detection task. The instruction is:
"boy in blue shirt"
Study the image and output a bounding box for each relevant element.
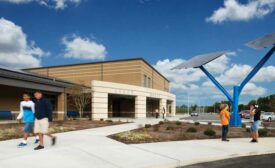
[17,93,39,148]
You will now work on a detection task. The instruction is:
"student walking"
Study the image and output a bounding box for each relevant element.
[33,91,56,150]
[17,93,39,147]
[250,104,261,143]
[219,104,230,142]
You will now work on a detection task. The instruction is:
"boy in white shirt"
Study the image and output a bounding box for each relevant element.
[17,93,39,148]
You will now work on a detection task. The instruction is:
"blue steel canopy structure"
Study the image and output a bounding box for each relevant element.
[172,32,275,127]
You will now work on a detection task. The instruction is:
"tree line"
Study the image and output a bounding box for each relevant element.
[176,94,275,114]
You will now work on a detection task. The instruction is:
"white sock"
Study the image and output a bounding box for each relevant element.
[22,140,27,144]
[35,136,39,140]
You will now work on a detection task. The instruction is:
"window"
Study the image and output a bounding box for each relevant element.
[143,75,151,88]
[148,77,151,88]
[144,74,147,87]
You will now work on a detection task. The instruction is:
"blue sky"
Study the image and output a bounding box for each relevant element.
[0,0,275,106]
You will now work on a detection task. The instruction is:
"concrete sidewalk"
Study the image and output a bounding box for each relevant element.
[0,116,274,168]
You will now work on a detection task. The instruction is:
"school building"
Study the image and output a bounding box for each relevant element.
[0,58,176,120]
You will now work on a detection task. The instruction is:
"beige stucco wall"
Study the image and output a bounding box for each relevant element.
[91,80,176,120]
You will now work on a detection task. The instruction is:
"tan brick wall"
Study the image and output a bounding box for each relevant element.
[28,59,170,92]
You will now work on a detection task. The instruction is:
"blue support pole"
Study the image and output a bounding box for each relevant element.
[229,86,242,127]
[239,46,275,93]
[197,46,275,127]
[199,66,233,104]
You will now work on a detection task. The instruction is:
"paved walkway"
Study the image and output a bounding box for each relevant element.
[0,116,275,168]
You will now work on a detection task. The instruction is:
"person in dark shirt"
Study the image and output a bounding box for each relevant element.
[33,90,56,150]
[250,104,261,143]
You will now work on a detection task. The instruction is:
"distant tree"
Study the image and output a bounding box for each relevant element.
[191,104,198,112]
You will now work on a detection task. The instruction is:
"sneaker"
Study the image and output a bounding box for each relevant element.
[34,139,39,144]
[52,137,56,146]
[17,142,27,148]
[250,139,258,143]
[222,139,230,142]
[34,145,44,150]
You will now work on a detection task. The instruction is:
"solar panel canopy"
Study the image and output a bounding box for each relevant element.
[246,32,275,49]
[172,51,226,69]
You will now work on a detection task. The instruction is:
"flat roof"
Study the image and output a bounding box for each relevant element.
[24,58,169,82]
[0,65,73,88]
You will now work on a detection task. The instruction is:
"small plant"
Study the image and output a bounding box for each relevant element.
[159,121,164,125]
[204,128,216,137]
[246,128,250,132]
[100,118,104,121]
[144,124,152,128]
[116,131,152,141]
[106,119,113,123]
[153,125,160,132]
[242,123,246,128]
[208,122,212,125]
[166,126,175,130]
[259,128,269,137]
[194,122,200,126]
[186,127,197,133]
[175,121,182,125]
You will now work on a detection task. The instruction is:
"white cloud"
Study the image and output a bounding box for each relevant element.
[0,0,81,10]
[62,35,107,60]
[242,82,266,96]
[0,18,49,69]
[154,53,275,104]
[206,0,275,23]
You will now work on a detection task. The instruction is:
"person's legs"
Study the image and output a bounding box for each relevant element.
[225,125,229,140]
[254,121,260,142]
[23,133,29,141]
[222,125,226,140]
[39,133,44,146]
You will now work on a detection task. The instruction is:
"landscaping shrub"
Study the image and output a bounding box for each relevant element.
[159,121,164,125]
[204,128,216,136]
[153,125,160,132]
[246,128,251,132]
[194,122,200,126]
[259,128,269,137]
[106,120,113,123]
[208,122,212,125]
[116,131,152,141]
[144,124,152,128]
[175,121,182,125]
[100,118,104,121]
[186,127,197,133]
[166,126,175,130]
[242,123,246,128]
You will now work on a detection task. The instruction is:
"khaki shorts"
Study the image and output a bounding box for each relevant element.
[34,118,49,134]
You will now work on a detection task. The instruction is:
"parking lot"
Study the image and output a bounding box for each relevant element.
[181,113,275,129]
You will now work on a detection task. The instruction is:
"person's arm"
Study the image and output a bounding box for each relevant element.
[31,102,35,114]
[226,111,230,119]
[219,112,223,121]
[250,106,255,116]
[46,99,53,122]
[17,102,23,120]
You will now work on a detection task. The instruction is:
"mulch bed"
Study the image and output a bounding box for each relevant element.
[0,119,124,141]
[109,121,275,144]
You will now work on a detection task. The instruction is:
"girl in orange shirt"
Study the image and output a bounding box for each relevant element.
[220,104,230,142]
